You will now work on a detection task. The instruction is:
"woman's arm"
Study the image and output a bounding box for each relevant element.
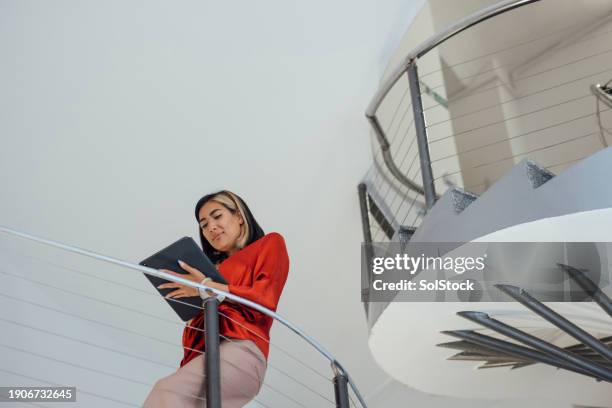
[226,233,289,311]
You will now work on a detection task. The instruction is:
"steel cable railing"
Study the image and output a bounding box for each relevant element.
[213,311,339,405]
[0,280,333,407]
[371,85,414,184]
[363,159,425,242]
[417,16,612,80]
[423,25,612,93]
[438,131,601,181]
[0,290,271,408]
[425,67,612,128]
[1,318,286,408]
[366,0,546,118]
[462,150,603,192]
[373,106,417,211]
[16,249,339,397]
[366,77,428,243]
[391,154,424,226]
[364,83,423,242]
[0,226,368,408]
[0,265,335,407]
[430,109,610,165]
[0,291,187,349]
[15,250,339,397]
[428,102,612,188]
[471,131,603,170]
[430,46,612,114]
[378,131,419,228]
[361,0,612,252]
[429,93,596,144]
[0,270,269,407]
[429,23,612,90]
[368,108,427,234]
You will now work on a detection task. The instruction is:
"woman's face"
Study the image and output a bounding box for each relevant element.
[198,200,244,255]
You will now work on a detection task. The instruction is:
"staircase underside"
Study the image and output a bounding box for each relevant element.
[367,148,612,405]
[370,209,612,405]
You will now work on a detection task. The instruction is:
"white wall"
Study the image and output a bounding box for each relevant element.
[0,0,432,407]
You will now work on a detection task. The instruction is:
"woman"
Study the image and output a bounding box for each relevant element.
[144,190,289,408]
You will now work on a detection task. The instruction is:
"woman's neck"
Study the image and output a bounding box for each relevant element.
[226,246,240,257]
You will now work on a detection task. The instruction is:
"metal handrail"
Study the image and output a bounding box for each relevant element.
[365,0,543,198]
[0,225,368,408]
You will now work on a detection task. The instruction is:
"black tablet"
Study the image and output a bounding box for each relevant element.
[140,237,227,322]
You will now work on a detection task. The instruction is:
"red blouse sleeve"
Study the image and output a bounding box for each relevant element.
[228,232,289,311]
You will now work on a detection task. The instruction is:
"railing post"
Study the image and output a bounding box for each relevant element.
[357,183,373,245]
[407,61,437,209]
[204,296,221,408]
[333,370,350,408]
[358,183,374,314]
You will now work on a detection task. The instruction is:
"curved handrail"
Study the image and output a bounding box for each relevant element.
[365,0,543,195]
[0,225,368,408]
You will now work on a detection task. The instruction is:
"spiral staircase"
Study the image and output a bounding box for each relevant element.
[359,0,612,406]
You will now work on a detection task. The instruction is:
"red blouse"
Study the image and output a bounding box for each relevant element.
[180,232,289,367]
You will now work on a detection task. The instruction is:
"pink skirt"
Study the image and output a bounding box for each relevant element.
[143,339,267,408]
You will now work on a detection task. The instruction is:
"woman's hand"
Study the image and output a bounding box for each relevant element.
[158,260,207,299]
[158,260,229,299]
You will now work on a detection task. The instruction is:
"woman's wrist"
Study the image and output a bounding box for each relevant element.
[204,281,228,292]
[198,279,229,301]
[198,277,212,299]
